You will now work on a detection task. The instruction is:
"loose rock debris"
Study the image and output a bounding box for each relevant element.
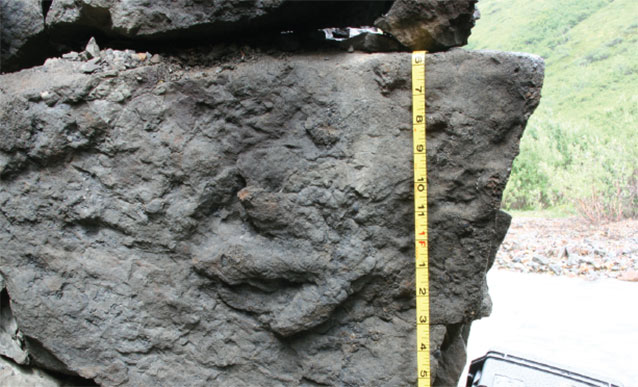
[495,217,638,281]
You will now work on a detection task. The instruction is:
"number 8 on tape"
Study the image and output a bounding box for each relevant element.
[412,50,430,387]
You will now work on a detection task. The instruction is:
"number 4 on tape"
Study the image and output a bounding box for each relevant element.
[412,50,430,387]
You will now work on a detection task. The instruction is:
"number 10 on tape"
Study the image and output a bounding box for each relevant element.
[412,50,430,387]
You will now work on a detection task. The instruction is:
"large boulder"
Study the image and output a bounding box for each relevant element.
[1,0,394,72]
[0,47,543,385]
[1,1,480,73]
[0,0,48,72]
[375,0,479,50]
[44,0,392,38]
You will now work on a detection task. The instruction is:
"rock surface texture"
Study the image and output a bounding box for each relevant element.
[0,1,543,386]
[0,45,543,385]
[375,0,478,50]
[0,0,479,73]
[44,0,392,38]
[2,0,392,72]
[0,356,64,387]
[0,0,48,72]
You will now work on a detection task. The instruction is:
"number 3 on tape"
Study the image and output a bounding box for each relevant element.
[412,50,430,387]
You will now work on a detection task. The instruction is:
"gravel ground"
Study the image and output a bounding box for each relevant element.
[495,217,638,280]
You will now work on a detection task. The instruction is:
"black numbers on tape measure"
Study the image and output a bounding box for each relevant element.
[413,51,430,385]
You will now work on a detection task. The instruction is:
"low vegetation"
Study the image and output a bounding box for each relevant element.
[468,0,638,221]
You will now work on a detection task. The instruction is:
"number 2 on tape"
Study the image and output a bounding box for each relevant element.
[412,50,430,387]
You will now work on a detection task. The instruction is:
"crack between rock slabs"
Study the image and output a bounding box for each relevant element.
[0,352,100,386]
[41,0,52,24]
[0,288,98,386]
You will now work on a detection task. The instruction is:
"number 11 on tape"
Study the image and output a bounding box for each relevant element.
[412,50,430,387]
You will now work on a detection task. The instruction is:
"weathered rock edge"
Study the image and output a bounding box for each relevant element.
[375,0,478,50]
[0,48,543,386]
[1,0,478,73]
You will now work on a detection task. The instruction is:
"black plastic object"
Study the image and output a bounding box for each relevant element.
[466,350,624,387]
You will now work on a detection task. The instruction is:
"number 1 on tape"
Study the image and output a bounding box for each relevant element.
[412,50,430,387]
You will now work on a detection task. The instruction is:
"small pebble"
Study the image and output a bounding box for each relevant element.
[549,264,562,275]
[532,255,548,266]
[84,37,101,59]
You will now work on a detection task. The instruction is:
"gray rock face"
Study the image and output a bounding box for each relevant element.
[0,48,543,386]
[0,356,63,387]
[375,0,478,51]
[0,279,29,365]
[1,0,396,72]
[0,0,47,71]
[44,0,392,38]
[1,1,482,73]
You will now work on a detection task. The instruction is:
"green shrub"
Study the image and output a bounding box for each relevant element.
[502,113,638,222]
[471,0,638,221]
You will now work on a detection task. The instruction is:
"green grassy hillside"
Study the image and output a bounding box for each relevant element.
[468,0,638,220]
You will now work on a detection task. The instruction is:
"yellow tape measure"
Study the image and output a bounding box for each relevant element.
[412,50,430,387]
